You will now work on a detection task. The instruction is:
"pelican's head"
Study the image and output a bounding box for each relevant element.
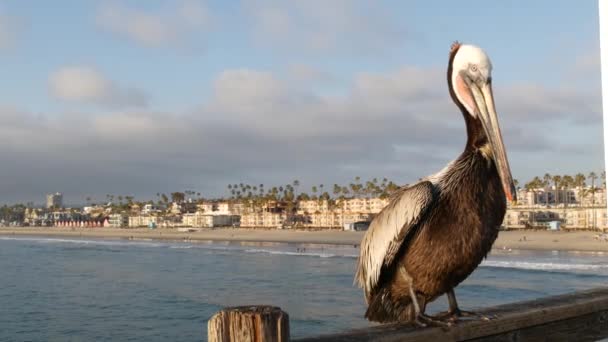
[448,41,517,202]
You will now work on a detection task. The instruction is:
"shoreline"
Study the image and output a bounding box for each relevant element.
[1,227,608,253]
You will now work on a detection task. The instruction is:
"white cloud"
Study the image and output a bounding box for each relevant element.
[243,0,408,55]
[285,64,337,86]
[0,14,19,50]
[49,66,148,109]
[96,1,212,48]
[3,62,603,203]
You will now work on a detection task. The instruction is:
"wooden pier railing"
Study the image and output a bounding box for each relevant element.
[207,287,608,342]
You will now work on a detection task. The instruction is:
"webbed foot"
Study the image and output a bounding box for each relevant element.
[413,313,454,329]
[434,308,497,323]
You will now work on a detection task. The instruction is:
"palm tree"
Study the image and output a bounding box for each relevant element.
[551,175,562,204]
[524,180,538,226]
[589,172,598,229]
[574,173,587,206]
[333,184,341,198]
[341,186,350,198]
[562,175,574,208]
[589,172,598,201]
[293,180,300,198]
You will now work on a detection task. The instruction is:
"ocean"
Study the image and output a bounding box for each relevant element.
[1,236,607,341]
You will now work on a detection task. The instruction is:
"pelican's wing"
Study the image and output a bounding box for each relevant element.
[354,181,435,294]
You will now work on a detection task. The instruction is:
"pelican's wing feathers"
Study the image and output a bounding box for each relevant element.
[354,181,436,294]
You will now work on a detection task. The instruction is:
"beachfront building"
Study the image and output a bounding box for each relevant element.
[169,201,198,215]
[141,203,164,215]
[298,200,331,214]
[23,208,51,226]
[338,197,390,213]
[514,187,606,208]
[197,201,238,215]
[108,213,129,228]
[295,198,385,229]
[503,207,608,231]
[240,212,285,228]
[182,212,239,228]
[307,211,340,228]
[128,215,163,228]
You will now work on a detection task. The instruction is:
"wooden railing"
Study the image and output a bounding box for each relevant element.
[207,287,608,341]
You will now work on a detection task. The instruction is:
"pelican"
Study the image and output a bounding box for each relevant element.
[354,41,516,327]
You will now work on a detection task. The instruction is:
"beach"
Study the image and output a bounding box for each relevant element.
[1,227,608,252]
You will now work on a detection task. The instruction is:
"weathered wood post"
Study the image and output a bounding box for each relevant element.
[208,305,290,342]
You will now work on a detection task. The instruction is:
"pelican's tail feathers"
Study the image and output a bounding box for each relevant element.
[364,287,425,323]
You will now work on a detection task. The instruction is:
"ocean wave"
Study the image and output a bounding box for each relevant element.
[243,248,358,259]
[481,260,608,272]
[0,236,163,248]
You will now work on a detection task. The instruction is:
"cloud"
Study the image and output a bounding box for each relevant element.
[96,1,212,48]
[49,66,148,109]
[285,64,337,86]
[2,61,603,203]
[0,14,20,50]
[495,83,601,125]
[243,0,409,55]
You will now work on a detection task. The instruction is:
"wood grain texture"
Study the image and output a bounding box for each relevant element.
[208,305,289,342]
[294,287,608,342]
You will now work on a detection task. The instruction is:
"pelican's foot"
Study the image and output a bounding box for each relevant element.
[414,313,454,329]
[434,308,496,322]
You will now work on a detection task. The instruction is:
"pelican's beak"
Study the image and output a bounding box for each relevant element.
[469,79,517,202]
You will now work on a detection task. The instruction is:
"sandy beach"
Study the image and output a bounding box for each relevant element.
[1,227,608,252]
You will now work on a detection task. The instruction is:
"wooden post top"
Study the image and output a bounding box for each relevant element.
[208,305,290,342]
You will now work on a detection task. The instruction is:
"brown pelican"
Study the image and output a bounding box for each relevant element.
[354,41,516,327]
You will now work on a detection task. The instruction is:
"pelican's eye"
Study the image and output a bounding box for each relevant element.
[470,64,478,72]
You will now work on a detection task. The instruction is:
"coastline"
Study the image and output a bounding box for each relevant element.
[1,227,608,253]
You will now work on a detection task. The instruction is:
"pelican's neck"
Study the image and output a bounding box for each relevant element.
[427,146,497,194]
[462,111,489,153]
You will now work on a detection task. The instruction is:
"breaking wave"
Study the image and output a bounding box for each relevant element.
[481,260,608,272]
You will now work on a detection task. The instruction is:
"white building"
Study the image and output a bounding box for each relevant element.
[515,187,606,207]
[197,201,235,215]
[142,203,164,215]
[240,212,285,228]
[503,207,607,231]
[129,215,162,228]
[46,192,63,209]
[108,213,129,228]
[182,213,238,227]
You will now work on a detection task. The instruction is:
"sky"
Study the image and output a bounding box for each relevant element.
[0,0,604,205]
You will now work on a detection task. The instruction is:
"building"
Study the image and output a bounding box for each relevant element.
[46,192,63,209]
[339,197,389,214]
[514,187,606,208]
[108,213,129,228]
[344,221,371,231]
[141,203,164,215]
[169,201,198,215]
[197,201,236,215]
[129,215,162,228]
[503,207,607,231]
[240,212,285,228]
[182,213,238,227]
